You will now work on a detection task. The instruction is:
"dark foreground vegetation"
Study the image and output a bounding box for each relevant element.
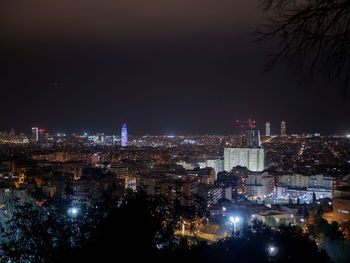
[1,189,349,263]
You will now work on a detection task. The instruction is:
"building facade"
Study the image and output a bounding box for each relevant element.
[266,121,270,137]
[281,121,286,136]
[206,159,224,179]
[244,172,274,198]
[32,127,38,142]
[224,148,265,172]
[121,124,128,147]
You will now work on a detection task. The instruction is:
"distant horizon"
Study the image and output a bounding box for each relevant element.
[1,126,349,137]
[2,1,350,138]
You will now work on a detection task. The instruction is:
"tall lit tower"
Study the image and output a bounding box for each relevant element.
[121,124,128,146]
[236,119,256,147]
[281,121,286,136]
[32,127,38,142]
[266,121,271,136]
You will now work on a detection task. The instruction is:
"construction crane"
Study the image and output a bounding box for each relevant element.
[235,119,257,147]
[235,119,256,129]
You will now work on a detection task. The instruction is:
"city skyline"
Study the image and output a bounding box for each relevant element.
[0,119,347,136]
[1,1,350,135]
[1,1,350,262]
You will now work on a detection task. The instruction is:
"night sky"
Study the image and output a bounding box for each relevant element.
[1,0,349,135]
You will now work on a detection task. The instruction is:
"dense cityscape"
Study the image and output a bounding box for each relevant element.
[2,0,350,262]
[0,121,350,262]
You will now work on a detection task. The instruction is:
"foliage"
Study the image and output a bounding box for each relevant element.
[266,216,277,227]
[308,216,344,240]
[0,190,341,263]
[1,197,98,263]
[1,201,56,263]
[63,178,75,198]
[162,221,329,263]
[320,238,350,263]
[202,222,220,235]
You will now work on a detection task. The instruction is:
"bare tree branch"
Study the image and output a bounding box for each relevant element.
[257,0,350,88]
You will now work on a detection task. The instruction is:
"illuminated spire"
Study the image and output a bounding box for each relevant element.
[121,123,128,146]
[266,121,270,136]
[281,121,286,136]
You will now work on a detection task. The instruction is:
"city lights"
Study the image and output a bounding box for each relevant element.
[1,0,350,261]
[268,245,278,256]
[68,207,79,217]
[229,216,240,224]
[229,216,241,235]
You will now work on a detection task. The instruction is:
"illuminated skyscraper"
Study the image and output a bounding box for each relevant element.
[38,129,46,142]
[281,121,286,136]
[266,121,270,136]
[32,127,38,142]
[226,120,264,172]
[121,124,128,146]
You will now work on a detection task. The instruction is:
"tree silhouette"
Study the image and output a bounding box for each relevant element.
[162,222,329,263]
[266,216,277,227]
[64,178,75,199]
[257,0,350,90]
[308,216,344,240]
[0,201,56,263]
[68,188,183,263]
[1,197,99,263]
[0,190,338,263]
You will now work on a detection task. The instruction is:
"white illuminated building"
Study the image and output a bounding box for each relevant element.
[224,148,265,172]
[266,121,270,136]
[177,161,197,170]
[244,172,274,198]
[206,159,224,179]
[276,174,333,203]
[32,127,38,142]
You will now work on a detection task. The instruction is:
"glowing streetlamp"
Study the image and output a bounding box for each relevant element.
[68,207,79,217]
[268,245,278,256]
[229,216,240,234]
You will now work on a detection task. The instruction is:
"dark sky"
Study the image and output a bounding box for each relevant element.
[1,0,349,135]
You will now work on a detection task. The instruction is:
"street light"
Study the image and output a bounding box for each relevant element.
[68,207,79,217]
[268,245,278,256]
[229,216,240,235]
[229,216,240,224]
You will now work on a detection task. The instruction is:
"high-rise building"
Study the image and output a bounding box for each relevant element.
[38,129,46,142]
[121,123,128,147]
[266,121,270,136]
[224,148,265,172]
[281,121,286,136]
[32,127,38,142]
[244,129,261,148]
[228,120,264,172]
